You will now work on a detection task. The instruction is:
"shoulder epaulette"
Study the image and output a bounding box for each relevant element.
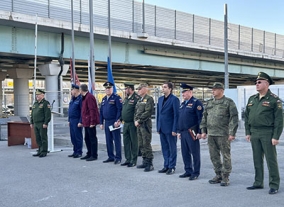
[270,93,279,99]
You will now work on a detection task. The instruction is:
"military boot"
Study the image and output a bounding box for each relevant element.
[220,174,230,186]
[137,158,147,169]
[208,173,222,184]
[144,159,154,172]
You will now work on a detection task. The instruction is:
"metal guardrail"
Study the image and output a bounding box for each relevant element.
[0,0,283,58]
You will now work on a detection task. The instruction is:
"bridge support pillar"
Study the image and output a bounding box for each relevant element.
[38,61,69,114]
[8,65,33,117]
[0,72,7,116]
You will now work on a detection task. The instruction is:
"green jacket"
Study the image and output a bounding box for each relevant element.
[244,89,283,139]
[200,95,238,136]
[30,98,51,125]
[121,92,140,123]
[134,94,154,124]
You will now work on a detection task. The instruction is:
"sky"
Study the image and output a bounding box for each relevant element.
[137,0,284,35]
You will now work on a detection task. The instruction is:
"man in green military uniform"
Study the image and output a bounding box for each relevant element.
[30,89,51,157]
[119,82,140,167]
[200,82,238,186]
[245,72,283,195]
[134,83,155,172]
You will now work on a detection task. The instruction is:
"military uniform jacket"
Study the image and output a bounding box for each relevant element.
[134,94,154,124]
[121,92,140,123]
[200,95,238,137]
[30,98,51,125]
[68,94,82,123]
[177,96,203,133]
[244,89,283,139]
[100,93,122,123]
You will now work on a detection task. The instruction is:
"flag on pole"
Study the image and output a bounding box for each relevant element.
[88,59,95,94]
[107,56,117,93]
[69,58,80,85]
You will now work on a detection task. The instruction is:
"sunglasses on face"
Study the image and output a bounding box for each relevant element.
[255,81,262,85]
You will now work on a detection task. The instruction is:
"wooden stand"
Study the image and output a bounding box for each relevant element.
[7,122,38,149]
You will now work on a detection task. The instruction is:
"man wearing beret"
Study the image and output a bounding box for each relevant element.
[68,84,83,158]
[134,83,155,172]
[100,81,123,164]
[200,82,238,186]
[177,83,203,180]
[80,84,100,161]
[245,72,283,194]
[30,89,51,157]
[157,82,180,175]
[118,82,140,167]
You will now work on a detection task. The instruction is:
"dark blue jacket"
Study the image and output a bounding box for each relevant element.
[100,93,122,123]
[177,96,204,133]
[156,94,180,134]
[68,94,82,123]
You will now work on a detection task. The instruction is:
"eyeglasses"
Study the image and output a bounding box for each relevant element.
[255,81,262,85]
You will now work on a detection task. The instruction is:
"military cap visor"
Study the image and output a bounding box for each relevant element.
[256,72,274,85]
[180,83,193,93]
[71,84,80,89]
[103,81,114,88]
[35,89,45,95]
[124,82,135,89]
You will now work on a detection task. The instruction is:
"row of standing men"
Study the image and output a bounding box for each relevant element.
[30,71,283,194]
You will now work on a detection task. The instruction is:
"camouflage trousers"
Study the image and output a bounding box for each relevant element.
[137,119,153,162]
[208,135,231,175]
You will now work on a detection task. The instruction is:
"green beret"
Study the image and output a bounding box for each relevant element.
[256,72,274,85]
[35,89,45,95]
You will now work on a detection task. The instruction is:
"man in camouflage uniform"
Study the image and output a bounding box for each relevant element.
[119,82,140,167]
[200,82,238,186]
[134,83,155,172]
[30,89,51,157]
[245,72,283,195]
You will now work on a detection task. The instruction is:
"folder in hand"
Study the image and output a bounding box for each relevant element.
[188,125,198,140]
[109,124,123,131]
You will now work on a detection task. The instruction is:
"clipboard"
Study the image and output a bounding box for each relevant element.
[188,125,198,140]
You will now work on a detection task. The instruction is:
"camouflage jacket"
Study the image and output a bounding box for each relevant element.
[134,94,154,124]
[200,95,238,136]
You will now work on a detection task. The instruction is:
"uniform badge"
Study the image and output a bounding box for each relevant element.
[119,99,122,103]
[197,105,202,110]
[278,104,282,109]
[47,104,51,108]
[262,101,270,107]
[143,99,147,103]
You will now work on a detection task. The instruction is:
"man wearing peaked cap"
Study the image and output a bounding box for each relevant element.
[177,83,203,180]
[245,72,282,194]
[30,88,51,158]
[67,83,83,158]
[118,82,140,167]
[200,82,238,186]
[100,81,123,164]
[255,72,274,85]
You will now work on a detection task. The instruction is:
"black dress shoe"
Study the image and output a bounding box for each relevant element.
[179,173,191,178]
[127,163,136,167]
[103,158,114,163]
[39,154,47,158]
[80,155,90,160]
[86,157,97,161]
[121,162,130,166]
[158,167,169,173]
[269,188,278,194]
[166,168,175,175]
[247,185,263,190]
[114,160,121,165]
[189,175,198,180]
[33,153,41,157]
[73,154,82,158]
[68,154,74,157]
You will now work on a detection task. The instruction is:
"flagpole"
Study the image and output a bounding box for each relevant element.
[71,0,76,84]
[89,0,95,95]
[33,14,38,101]
[108,0,112,63]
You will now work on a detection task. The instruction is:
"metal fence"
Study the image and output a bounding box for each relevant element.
[1,0,284,57]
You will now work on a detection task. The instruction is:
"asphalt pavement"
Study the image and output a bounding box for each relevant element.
[1,118,284,207]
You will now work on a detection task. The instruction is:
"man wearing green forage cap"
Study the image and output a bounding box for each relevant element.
[245,72,283,195]
[30,89,51,158]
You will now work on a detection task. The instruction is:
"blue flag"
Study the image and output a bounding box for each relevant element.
[107,56,117,93]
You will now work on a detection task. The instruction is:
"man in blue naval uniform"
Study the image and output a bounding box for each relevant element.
[177,83,204,180]
[68,84,83,158]
[100,81,123,164]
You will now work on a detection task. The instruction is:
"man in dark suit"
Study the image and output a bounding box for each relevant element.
[157,82,180,175]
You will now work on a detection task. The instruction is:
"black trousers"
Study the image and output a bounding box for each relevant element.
[84,127,98,158]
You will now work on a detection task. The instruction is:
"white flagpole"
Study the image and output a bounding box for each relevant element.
[89,0,95,95]
[33,14,38,101]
